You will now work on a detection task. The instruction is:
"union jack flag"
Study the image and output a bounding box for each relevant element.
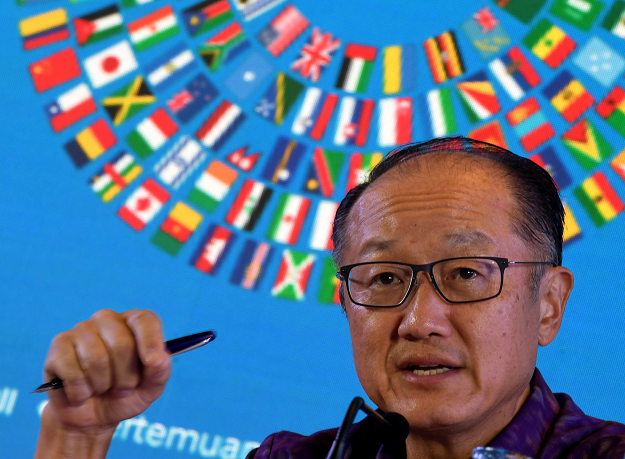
[291,27,341,82]
[167,90,194,112]
[473,7,499,33]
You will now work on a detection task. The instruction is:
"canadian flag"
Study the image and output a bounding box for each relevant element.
[118,178,170,231]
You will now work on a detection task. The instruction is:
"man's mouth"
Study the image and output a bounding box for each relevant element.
[406,365,453,376]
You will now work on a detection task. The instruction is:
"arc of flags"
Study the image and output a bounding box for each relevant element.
[16,0,625,302]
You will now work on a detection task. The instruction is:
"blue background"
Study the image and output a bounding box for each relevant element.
[2,0,625,457]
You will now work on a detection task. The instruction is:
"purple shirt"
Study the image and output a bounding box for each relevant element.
[248,369,625,459]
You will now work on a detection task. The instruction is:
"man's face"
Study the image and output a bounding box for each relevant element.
[341,155,545,436]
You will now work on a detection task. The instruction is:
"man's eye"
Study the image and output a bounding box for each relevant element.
[453,268,477,280]
[373,272,400,285]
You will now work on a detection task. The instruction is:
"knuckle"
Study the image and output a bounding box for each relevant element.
[91,308,117,322]
[85,352,110,373]
[111,336,136,359]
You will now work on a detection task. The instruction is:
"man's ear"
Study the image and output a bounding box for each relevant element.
[538,266,574,346]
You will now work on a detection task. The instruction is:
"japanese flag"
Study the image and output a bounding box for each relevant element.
[84,41,139,89]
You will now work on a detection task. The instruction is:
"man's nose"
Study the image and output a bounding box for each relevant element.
[397,270,453,340]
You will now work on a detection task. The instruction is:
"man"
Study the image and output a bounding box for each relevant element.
[35,137,625,459]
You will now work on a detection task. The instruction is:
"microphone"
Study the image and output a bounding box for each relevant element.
[324,397,409,459]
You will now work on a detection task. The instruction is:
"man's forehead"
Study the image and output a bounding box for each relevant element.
[357,230,498,258]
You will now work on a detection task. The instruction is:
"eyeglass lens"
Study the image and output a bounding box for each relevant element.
[347,258,502,306]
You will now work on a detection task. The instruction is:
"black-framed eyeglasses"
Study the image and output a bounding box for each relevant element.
[336,257,556,307]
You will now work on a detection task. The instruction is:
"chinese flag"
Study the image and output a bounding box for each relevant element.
[28,48,81,92]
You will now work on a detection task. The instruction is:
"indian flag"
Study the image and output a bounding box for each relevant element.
[574,171,625,226]
[126,108,178,158]
[188,160,238,212]
[128,6,179,52]
[267,193,310,244]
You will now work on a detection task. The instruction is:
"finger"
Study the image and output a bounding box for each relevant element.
[125,310,171,395]
[72,320,112,396]
[91,309,141,395]
[44,331,92,406]
[124,310,168,368]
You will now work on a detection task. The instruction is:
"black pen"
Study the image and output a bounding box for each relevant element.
[32,330,216,394]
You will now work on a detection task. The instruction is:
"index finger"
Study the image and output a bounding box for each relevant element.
[123,310,167,367]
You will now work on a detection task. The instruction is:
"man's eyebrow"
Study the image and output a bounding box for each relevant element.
[359,239,396,257]
[444,230,496,247]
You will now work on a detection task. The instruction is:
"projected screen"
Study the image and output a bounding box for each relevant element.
[2,0,625,457]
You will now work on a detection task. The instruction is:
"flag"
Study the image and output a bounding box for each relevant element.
[493,0,547,23]
[261,136,306,186]
[152,202,203,255]
[549,0,603,30]
[382,44,417,94]
[345,152,383,193]
[126,108,178,158]
[145,43,197,91]
[118,178,170,231]
[154,136,206,189]
[198,22,250,71]
[128,6,179,52]
[488,46,540,101]
[84,41,138,89]
[378,97,413,146]
[229,239,273,290]
[223,50,273,101]
[573,171,624,226]
[302,147,345,197]
[167,74,219,124]
[291,87,338,140]
[522,19,576,68]
[529,146,572,190]
[461,7,511,60]
[468,120,508,149]
[19,8,69,50]
[257,5,309,57]
[318,257,340,305]
[421,87,457,137]
[334,96,375,146]
[309,200,338,250]
[611,148,625,182]
[73,5,123,46]
[424,31,465,84]
[234,0,285,21]
[561,119,611,170]
[506,97,554,151]
[89,151,142,202]
[596,86,625,138]
[121,0,159,6]
[563,202,582,245]
[102,76,156,126]
[266,193,311,244]
[182,0,234,37]
[195,100,245,150]
[335,43,377,94]
[64,119,116,168]
[254,72,304,125]
[272,250,315,300]
[45,83,96,132]
[573,37,625,88]
[225,179,272,231]
[29,48,81,92]
[602,0,625,38]
[226,145,261,172]
[291,27,341,82]
[542,70,594,123]
[456,71,501,122]
[188,160,238,212]
[191,225,235,274]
